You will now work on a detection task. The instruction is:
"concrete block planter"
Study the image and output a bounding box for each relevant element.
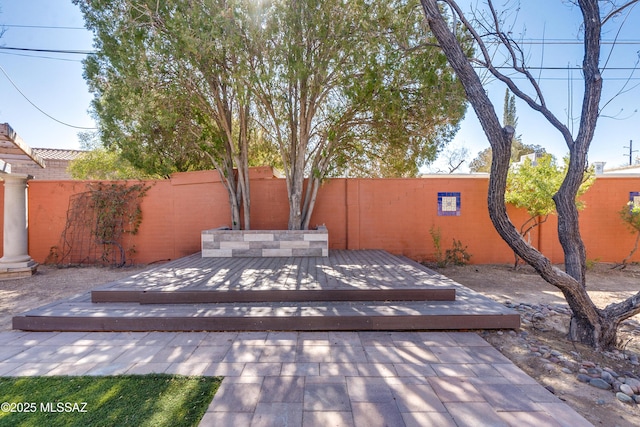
[202,226,328,257]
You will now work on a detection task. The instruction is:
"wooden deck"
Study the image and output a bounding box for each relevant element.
[13,250,520,332]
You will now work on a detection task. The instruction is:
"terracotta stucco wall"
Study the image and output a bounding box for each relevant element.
[0,185,3,254]
[8,171,640,265]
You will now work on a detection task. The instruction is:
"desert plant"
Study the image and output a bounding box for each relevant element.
[430,227,472,267]
[445,239,472,266]
[429,226,446,267]
[617,201,640,268]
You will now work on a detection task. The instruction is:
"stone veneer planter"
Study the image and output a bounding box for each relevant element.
[202,226,328,257]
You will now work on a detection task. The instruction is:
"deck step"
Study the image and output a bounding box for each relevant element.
[12,250,520,333]
[12,299,519,332]
[91,288,456,304]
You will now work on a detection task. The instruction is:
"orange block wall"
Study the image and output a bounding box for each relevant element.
[2,172,638,265]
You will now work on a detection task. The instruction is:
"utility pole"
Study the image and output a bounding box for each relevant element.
[623,140,638,166]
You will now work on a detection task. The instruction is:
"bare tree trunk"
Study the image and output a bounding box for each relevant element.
[619,232,640,267]
[419,0,634,350]
[237,102,251,230]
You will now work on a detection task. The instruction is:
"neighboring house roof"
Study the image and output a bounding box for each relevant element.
[603,164,640,175]
[32,148,85,161]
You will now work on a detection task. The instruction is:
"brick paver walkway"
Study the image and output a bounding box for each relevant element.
[0,330,592,426]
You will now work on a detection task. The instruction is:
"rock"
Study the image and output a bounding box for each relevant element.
[544,363,556,372]
[582,361,596,368]
[561,368,573,374]
[578,368,588,375]
[625,378,640,394]
[595,399,606,405]
[577,374,592,383]
[620,384,635,396]
[544,385,556,394]
[634,395,640,404]
[550,350,562,357]
[603,367,619,377]
[616,392,634,404]
[587,368,601,377]
[601,371,615,384]
[589,378,611,390]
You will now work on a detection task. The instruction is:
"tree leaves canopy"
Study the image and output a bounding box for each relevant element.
[77,0,468,229]
[505,154,593,218]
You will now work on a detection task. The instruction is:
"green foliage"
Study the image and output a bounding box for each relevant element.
[585,257,600,270]
[505,154,594,218]
[429,226,445,267]
[445,239,472,266]
[77,0,468,229]
[0,375,220,427]
[429,226,472,267]
[506,153,593,267]
[55,182,151,266]
[89,182,149,243]
[619,201,640,233]
[68,148,160,180]
[618,201,640,266]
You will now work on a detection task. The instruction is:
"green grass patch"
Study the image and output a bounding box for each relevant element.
[0,374,221,427]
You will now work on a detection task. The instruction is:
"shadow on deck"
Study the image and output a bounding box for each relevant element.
[13,250,519,332]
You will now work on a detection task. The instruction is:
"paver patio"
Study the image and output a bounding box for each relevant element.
[4,250,593,425]
[0,330,592,426]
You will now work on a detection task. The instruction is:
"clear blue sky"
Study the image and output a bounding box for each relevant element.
[0,0,94,150]
[0,1,639,170]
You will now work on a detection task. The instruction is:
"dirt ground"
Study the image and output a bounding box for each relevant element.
[0,265,148,331]
[434,262,640,427]
[2,262,640,425]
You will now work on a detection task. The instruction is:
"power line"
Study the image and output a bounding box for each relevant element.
[0,64,96,130]
[0,46,94,55]
[0,51,84,63]
[1,24,86,30]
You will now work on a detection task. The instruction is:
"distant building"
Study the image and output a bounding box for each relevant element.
[602,164,640,175]
[10,148,85,180]
[512,152,544,168]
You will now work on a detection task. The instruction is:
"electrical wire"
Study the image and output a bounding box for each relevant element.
[0,64,96,130]
[0,51,84,62]
[0,46,94,55]
[1,24,86,30]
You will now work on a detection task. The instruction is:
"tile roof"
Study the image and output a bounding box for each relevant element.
[32,148,86,161]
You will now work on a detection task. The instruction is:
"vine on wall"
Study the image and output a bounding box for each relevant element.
[49,182,150,267]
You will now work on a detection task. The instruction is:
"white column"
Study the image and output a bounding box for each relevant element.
[0,173,37,271]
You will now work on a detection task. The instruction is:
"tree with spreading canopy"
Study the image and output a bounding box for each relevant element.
[76,0,267,229]
[77,0,468,230]
[420,0,640,350]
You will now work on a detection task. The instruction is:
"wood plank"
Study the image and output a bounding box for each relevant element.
[136,288,456,304]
